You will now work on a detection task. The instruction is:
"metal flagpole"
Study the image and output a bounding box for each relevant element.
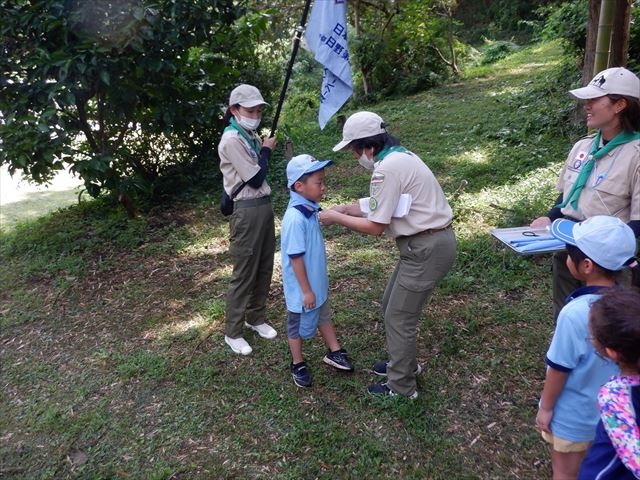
[269,0,313,137]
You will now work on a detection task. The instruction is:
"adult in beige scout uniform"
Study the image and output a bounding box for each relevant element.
[319,111,456,398]
[530,67,640,318]
[218,84,278,355]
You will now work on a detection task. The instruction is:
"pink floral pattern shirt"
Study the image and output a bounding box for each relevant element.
[598,374,640,479]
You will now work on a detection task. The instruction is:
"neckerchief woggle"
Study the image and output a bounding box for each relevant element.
[556,130,640,210]
[225,117,261,156]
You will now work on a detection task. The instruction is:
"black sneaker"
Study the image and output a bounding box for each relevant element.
[291,362,312,388]
[322,349,354,372]
[372,360,422,377]
[367,381,418,399]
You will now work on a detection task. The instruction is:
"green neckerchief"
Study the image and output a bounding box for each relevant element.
[556,129,640,210]
[376,145,408,162]
[225,117,260,156]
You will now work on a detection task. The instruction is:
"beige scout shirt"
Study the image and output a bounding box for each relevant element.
[367,150,453,238]
[557,135,640,222]
[218,129,271,200]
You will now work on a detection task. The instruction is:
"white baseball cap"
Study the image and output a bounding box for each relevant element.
[569,67,640,100]
[551,216,637,271]
[332,111,387,151]
[229,84,269,108]
[286,154,333,189]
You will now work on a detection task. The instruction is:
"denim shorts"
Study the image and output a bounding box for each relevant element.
[287,300,332,339]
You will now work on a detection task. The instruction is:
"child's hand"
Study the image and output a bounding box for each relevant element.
[302,290,316,310]
[535,407,553,433]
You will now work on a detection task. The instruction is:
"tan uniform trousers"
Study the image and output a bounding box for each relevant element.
[384,227,456,396]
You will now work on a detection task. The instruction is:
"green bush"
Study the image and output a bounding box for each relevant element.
[537,1,588,58]
[480,40,521,64]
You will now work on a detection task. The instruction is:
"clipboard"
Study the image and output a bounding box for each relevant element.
[491,226,566,255]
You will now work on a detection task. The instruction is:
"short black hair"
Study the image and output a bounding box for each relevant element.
[290,172,312,192]
[566,244,617,276]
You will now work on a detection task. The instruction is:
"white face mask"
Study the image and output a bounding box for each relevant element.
[237,115,261,131]
[358,151,375,171]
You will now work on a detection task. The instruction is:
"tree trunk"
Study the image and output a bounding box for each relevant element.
[610,0,631,67]
[582,0,601,85]
[353,0,371,96]
[447,8,459,75]
[119,193,138,219]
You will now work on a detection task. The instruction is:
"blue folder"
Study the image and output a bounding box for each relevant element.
[491,226,566,255]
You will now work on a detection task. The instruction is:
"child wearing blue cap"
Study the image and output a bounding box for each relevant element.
[280,154,354,388]
[535,215,638,479]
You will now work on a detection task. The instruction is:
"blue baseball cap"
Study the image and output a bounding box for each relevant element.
[551,216,637,271]
[286,154,333,189]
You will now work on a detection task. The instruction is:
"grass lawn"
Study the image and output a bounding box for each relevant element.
[1,40,583,479]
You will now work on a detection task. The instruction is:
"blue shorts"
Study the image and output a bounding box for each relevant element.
[287,300,332,339]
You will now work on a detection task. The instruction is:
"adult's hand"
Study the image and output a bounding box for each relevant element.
[318,209,337,226]
[330,204,348,214]
[530,216,551,228]
[330,203,362,217]
[319,209,386,236]
[262,136,277,150]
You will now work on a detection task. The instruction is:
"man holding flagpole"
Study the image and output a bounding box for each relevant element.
[304,0,353,129]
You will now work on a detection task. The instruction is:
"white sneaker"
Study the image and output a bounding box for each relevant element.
[244,322,277,339]
[225,336,252,355]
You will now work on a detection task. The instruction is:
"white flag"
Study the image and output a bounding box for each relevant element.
[304,0,353,129]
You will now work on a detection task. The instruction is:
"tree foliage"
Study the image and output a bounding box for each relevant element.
[350,0,461,100]
[0,0,274,214]
[539,0,639,73]
[2,0,634,217]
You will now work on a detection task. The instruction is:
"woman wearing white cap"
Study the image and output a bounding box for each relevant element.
[530,67,640,318]
[319,111,456,398]
[218,84,278,355]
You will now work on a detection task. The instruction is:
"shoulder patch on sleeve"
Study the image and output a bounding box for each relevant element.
[369,197,378,211]
[370,173,385,196]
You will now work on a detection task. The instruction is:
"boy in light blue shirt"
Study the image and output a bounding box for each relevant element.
[536,216,637,479]
[281,155,354,388]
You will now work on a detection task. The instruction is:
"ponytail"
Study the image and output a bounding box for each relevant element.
[223,105,238,125]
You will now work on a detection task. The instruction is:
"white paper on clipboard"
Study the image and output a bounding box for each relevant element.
[491,226,566,255]
[359,193,412,218]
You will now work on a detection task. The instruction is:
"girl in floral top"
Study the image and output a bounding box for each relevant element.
[578,288,640,480]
